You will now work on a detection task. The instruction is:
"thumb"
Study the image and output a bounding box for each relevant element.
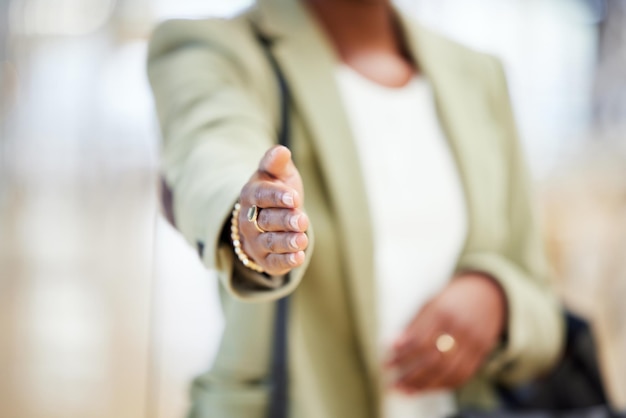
[259,145,298,182]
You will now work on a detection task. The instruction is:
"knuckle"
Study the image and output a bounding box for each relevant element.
[264,254,278,271]
[258,209,271,228]
[240,238,254,257]
[268,254,287,273]
[241,222,257,244]
[283,256,294,270]
[265,233,277,252]
[254,186,265,205]
[237,209,248,228]
[411,337,428,354]
[241,183,254,203]
[461,330,480,351]
[240,183,249,198]
[435,308,456,328]
[271,189,282,206]
[285,233,297,251]
[264,252,298,276]
[266,253,275,265]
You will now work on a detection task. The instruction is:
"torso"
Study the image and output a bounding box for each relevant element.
[335,65,468,418]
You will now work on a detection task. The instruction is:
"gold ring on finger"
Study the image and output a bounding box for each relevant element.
[435,333,456,354]
[246,205,266,233]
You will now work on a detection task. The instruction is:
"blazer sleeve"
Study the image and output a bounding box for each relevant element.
[147,19,313,302]
[456,56,565,384]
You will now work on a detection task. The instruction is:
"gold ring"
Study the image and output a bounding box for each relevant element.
[435,333,456,353]
[246,205,265,233]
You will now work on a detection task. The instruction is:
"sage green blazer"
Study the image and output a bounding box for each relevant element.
[147,0,564,417]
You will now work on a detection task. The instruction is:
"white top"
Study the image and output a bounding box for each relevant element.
[335,66,468,418]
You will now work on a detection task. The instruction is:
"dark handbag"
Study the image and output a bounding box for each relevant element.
[455,406,625,418]
[455,311,624,418]
[498,312,608,410]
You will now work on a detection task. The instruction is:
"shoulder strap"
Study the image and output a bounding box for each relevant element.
[254,31,291,149]
[252,25,292,418]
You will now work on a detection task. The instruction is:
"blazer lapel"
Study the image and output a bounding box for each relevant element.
[252,0,381,403]
[398,14,484,254]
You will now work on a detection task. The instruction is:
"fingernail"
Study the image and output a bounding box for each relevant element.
[282,193,294,207]
[289,235,299,250]
[288,253,297,265]
[289,214,300,230]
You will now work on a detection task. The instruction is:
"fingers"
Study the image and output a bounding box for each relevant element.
[257,232,308,254]
[259,145,298,182]
[385,275,507,393]
[237,207,309,276]
[257,208,309,233]
[422,346,482,391]
[235,145,308,276]
[242,180,300,209]
[264,251,306,276]
[242,145,304,209]
[388,303,439,369]
[396,340,484,393]
[389,328,442,391]
[394,349,442,392]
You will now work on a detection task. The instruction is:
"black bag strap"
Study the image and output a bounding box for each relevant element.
[253,25,292,418]
[255,34,291,150]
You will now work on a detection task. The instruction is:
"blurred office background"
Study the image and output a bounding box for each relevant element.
[0,0,624,417]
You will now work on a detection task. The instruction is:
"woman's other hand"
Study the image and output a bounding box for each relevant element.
[387,273,507,393]
[237,145,309,276]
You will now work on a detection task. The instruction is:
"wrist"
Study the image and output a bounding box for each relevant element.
[456,272,508,339]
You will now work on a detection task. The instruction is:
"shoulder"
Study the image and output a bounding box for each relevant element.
[420,23,507,95]
[409,18,503,82]
[401,16,521,156]
[147,12,258,67]
[146,10,277,98]
[150,16,245,46]
[404,18,513,124]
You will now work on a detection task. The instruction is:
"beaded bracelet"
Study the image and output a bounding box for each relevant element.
[230,202,265,274]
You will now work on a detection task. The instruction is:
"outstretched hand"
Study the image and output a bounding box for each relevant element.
[237,146,309,276]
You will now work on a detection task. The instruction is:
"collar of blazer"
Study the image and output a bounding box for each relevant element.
[249,0,482,402]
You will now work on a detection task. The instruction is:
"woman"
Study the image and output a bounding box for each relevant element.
[147,0,564,417]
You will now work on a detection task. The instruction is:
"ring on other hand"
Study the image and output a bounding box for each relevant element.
[435,333,456,353]
[247,205,266,233]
